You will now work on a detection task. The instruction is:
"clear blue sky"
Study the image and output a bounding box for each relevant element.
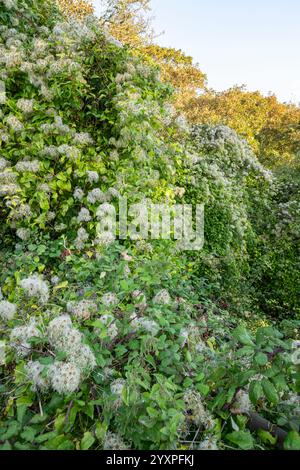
[92,0,300,104]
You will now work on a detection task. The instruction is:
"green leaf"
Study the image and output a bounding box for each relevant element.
[232,326,254,346]
[254,352,269,366]
[16,396,33,406]
[272,374,288,391]
[20,427,37,442]
[45,434,68,450]
[37,245,47,255]
[227,430,254,450]
[30,413,48,424]
[54,414,65,432]
[257,429,277,446]
[249,381,263,404]
[84,403,94,419]
[37,192,50,211]
[0,421,21,440]
[95,422,107,442]
[185,350,192,363]
[0,441,12,450]
[256,328,282,346]
[53,281,69,291]
[196,383,210,396]
[145,354,156,368]
[122,385,130,406]
[195,373,205,382]
[57,440,75,450]
[55,350,68,361]
[284,431,300,450]
[230,417,240,431]
[147,406,159,418]
[262,379,279,404]
[34,431,57,443]
[17,404,28,424]
[80,431,95,450]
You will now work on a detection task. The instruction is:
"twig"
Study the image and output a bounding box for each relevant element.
[64,400,74,426]
[190,426,201,450]
[38,398,43,417]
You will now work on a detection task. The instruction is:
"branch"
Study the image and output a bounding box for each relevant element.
[232,409,288,448]
[246,411,287,448]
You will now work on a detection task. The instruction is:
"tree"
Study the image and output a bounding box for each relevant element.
[57,0,94,18]
[142,45,206,111]
[104,0,152,47]
[187,86,300,166]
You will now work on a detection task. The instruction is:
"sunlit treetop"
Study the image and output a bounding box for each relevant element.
[56,0,94,19]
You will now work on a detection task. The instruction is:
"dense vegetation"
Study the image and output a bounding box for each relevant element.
[0,0,299,451]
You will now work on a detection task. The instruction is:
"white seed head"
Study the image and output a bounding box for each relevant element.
[152,289,171,305]
[103,432,128,450]
[10,323,41,357]
[110,378,125,396]
[49,361,81,394]
[101,292,118,308]
[0,300,17,321]
[25,360,51,391]
[20,275,49,304]
[0,341,6,365]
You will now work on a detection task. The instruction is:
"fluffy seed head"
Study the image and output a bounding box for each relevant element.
[0,300,17,321]
[20,275,49,304]
[49,361,81,394]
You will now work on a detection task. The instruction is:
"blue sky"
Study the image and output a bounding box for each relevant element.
[92,0,300,103]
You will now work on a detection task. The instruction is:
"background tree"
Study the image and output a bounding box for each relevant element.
[142,45,207,112]
[104,0,153,47]
[187,86,300,167]
[57,0,94,18]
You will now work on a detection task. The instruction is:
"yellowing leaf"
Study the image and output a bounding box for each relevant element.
[53,281,69,291]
